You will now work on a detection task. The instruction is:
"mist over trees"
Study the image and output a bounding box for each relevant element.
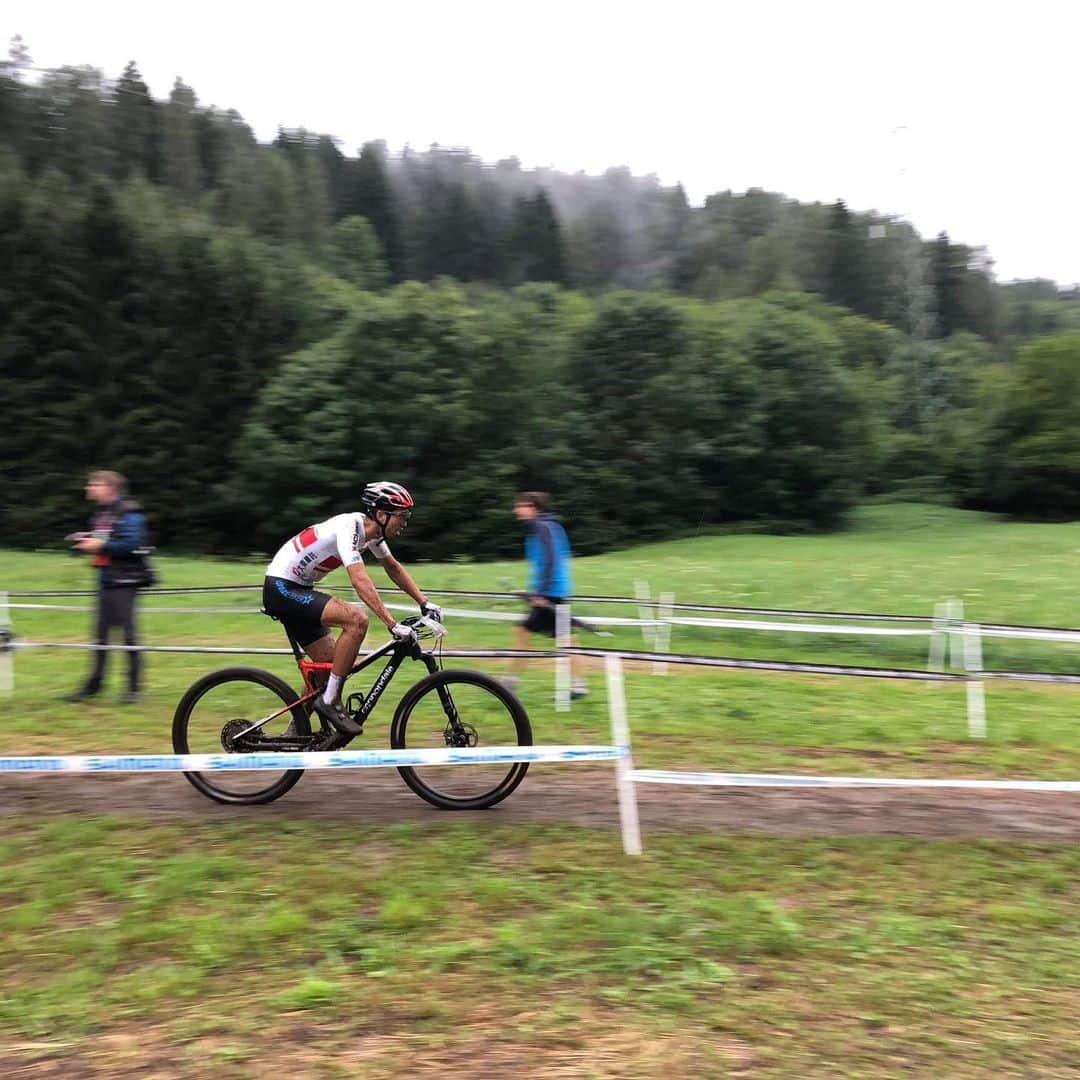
[4,41,1080,559]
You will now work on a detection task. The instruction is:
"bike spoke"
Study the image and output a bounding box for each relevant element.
[176,670,308,801]
[395,672,530,807]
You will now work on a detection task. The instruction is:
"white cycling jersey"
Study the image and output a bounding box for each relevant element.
[265,513,390,587]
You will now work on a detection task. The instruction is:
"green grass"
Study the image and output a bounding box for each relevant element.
[0,818,1078,1077]
[3,503,1080,1076]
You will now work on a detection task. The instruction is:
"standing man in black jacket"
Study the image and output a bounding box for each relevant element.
[63,470,149,704]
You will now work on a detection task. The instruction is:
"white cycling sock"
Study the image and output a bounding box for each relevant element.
[323,674,343,705]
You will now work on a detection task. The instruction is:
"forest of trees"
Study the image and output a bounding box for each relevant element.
[4,42,1080,560]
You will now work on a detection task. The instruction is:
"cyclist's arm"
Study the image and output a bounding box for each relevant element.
[345,562,397,630]
[377,554,427,610]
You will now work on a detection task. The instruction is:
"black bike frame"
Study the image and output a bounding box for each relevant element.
[286,629,442,726]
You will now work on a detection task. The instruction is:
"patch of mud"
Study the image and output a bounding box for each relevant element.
[2,765,1078,841]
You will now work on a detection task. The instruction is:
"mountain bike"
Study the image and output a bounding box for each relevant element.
[172,615,532,810]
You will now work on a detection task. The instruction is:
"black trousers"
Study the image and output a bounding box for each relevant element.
[84,586,141,691]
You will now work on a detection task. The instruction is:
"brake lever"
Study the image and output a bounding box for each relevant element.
[415,615,447,640]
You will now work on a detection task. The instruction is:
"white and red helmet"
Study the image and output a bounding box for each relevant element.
[361,481,414,518]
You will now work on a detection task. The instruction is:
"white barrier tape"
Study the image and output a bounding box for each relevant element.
[979,626,1080,644]
[7,586,945,623]
[628,769,1080,793]
[382,603,521,622]
[12,639,1080,686]
[569,646,966,682]
[573,596,939,621]
[17,599,1080,642]
[10,586,262,597]
[16,641,296,655]
[983,670,1080,685]
[8,604,263,614]
[14,588,1080,643]
[15,579,1080,628]
[662,616,931,636]
[0,591,11,694]
[13,641,556,659]
[0,744,626,774]
[14,602,525,625]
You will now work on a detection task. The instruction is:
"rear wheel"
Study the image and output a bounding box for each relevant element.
[172,667,312,805]
[391,669,532,810]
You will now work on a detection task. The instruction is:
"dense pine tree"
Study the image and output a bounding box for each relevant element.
[110,61,160,182]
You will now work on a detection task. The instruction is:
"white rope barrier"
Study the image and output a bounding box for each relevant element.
[662,615,932,635]
[0,591,11,695]
[10,584,1080,740]
[601,652,1080,855]
[13,638,1080,688]
[19,598,1080,647]
[12,641,557,660]
[0,744,626,774]
[13,579,1080,637]
[1,584,945,621]
[626,770,1080,793]
[13,594,1080,644]
[3,627,1077,856]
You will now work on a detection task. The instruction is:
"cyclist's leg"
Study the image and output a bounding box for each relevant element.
[319,597,369,681]
[263,576,339,674]
[304,633,335,664]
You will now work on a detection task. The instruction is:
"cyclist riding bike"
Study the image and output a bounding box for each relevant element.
[262,481,441,737]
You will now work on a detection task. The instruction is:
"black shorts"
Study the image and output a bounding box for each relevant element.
[522,597,564,638]
[262,577,333,647]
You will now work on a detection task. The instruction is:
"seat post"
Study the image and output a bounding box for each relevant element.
[262,605,307,662]
[285,629,305,662]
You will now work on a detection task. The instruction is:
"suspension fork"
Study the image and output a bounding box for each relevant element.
[421,653,462,726]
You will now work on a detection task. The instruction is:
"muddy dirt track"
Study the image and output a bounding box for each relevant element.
[3,765,1078,841]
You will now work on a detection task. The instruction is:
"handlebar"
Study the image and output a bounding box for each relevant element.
[400,614,447,641]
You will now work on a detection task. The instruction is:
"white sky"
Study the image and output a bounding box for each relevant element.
[6,0,1079,285]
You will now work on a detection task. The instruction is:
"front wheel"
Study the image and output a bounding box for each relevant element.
[172,666,312,805]
[391,669,532,810]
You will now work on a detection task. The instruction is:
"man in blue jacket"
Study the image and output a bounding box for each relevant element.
[507,491,587,700]
[63,470,148,704]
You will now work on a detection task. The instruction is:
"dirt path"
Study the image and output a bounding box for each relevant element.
[3,765,1078,841]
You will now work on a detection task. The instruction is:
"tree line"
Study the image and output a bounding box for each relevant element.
[9,45,1080,333]
[3,43,1080,560]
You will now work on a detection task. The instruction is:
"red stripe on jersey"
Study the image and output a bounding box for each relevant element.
[298,526,318,549]
[315,556,342,572]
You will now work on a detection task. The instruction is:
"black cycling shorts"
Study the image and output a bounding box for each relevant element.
[522,597,564,638]
[262,576,332,647]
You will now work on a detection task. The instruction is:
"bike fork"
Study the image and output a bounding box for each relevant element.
[421,654,463,729]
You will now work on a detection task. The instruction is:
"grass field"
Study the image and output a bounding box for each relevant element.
[2,503,1079,1077]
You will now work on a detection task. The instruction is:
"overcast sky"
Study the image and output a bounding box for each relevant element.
[6,0,1078,285]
